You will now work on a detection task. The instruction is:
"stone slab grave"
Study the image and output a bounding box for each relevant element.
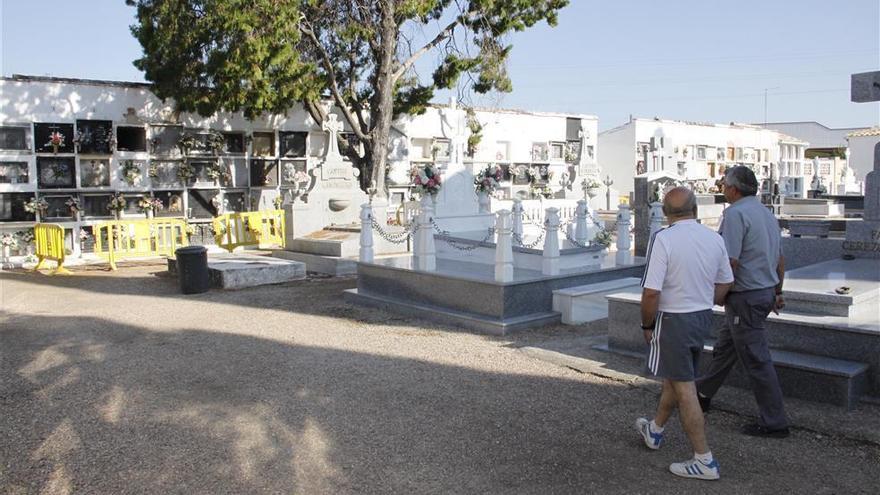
[168,252,306,290]
[602,291,877,409]
[345,255,645,335]
[782,258,880,317]
[780,197,845,217]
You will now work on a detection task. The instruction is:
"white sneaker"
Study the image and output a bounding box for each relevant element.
[635,417,663,450]
[669,457,720,480]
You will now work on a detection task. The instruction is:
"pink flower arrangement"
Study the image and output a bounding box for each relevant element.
[411,164,442,196]
[474,164,503,194]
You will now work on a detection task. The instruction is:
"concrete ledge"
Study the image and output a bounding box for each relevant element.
[344,288,561,335]
[271,250,358,276]
[552,277,641,325]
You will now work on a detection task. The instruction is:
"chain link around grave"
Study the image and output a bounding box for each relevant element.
[558,218,595,249]
[370,215,416,244]
[430,218,496,251]
[512,220,546,249]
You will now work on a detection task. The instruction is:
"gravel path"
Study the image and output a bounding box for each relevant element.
[1,263,878,494]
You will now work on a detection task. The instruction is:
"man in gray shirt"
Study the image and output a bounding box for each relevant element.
[696,166,790,438]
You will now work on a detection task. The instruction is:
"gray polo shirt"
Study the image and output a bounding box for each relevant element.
[718,196,781,292]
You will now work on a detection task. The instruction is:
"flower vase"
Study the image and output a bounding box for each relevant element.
[477,191,491,214]
[52,144,59,155]
[113,211,121,221]
[146,209,154,219]
[586,187,599,199]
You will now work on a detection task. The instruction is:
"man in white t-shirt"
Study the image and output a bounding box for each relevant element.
[634,187,734,481]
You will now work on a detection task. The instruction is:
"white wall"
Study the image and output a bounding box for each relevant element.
[597,124,636,199]
[848,134,880,182]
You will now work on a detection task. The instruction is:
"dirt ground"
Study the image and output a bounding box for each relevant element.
[1,262,878,494]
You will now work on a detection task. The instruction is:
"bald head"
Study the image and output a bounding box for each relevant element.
[662,187,697,220]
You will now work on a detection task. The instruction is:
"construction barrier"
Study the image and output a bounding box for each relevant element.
[213,209,286,253]
[93,218,189,270]
[33,223,71,275]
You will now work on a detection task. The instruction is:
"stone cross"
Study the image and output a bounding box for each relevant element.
[322,114,344,158]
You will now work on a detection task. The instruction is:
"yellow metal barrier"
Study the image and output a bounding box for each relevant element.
[213,209,286,253]
[33,223,71,275]
[94,218,189,270]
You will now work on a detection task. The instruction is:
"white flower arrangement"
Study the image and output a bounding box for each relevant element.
[177,163,196,183]
[137,196,163,213]
[1,232,18,248]
[474,164,503,195]
[24,197,49,214]
[121,160,142,186]
[15,229,35,245]
[581,177,601,190]
[107,192,128,213]
[65,196,81,213]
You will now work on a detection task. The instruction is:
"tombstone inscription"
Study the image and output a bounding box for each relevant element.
[842,142,880,258]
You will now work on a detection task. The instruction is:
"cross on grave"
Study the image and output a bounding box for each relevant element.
[322,114,344,159]
[850,71,880,103]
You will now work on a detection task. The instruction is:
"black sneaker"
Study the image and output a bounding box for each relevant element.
[698,394,711,413]
[741,423,790,438]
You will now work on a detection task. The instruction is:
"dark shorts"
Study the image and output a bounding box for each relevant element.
[647,310,713,381]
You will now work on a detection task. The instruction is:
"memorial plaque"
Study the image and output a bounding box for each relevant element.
[279,131,307,157]
[37,157,76,188]
[0,126,28,150]
[152,190,185,217]
[0,193,36,221]
[0,162,29,184]
[34,123,75,154]
[80,159,111,187]
[83,195,112,217]
[150,161,183,188]
[250,159,278,186]
[76,120,114,154]
[149,125,183,155]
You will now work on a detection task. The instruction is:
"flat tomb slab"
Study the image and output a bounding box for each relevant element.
[553,277,642,325]
[168,253,306,289]
[208,253,306,289]
[783,258,880,316]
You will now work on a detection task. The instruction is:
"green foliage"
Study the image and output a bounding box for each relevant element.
[127,0,569,191]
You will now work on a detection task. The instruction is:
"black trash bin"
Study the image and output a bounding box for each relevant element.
[175,245,210,294]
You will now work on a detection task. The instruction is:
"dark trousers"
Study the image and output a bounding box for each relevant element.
[696,288,789,430]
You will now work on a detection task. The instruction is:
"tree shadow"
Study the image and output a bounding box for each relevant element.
[2,313,656,494]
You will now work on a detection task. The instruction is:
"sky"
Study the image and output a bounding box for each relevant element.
[1,0,878,130]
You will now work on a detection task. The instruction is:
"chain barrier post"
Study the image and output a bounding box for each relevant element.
[649,201,664,238]
[575,200,589,246]
[359,203,374,264]
[616,204,632,264]
[414,195,436,271]
[512,199,524,240]
[494,210,514,282]
[542,207,560,275]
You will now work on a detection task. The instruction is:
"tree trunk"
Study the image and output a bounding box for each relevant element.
[367,0,398,200]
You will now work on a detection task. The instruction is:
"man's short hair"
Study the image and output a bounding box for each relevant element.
[662,187,697,217]
[724,166,759,196]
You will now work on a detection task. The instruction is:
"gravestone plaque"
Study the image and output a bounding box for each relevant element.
[279,131,307,157]
[0,162,28,184]
[843,142,880,258]
[80,159,111,187]
[83,195,112,217]
[0,193,36,221]
[150,161,183,188]
[34,123,74,154]
[149,125,183,156]
[37,157,76,189]
[153,191,184,217]
[76,120,114,154]
[43,196,73,219]
[633,171,682,256]
[250,159,278,186]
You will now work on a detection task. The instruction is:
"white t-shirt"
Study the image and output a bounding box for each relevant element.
[641,219,734,313]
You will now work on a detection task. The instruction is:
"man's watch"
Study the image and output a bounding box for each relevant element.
[641,322,655,330]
